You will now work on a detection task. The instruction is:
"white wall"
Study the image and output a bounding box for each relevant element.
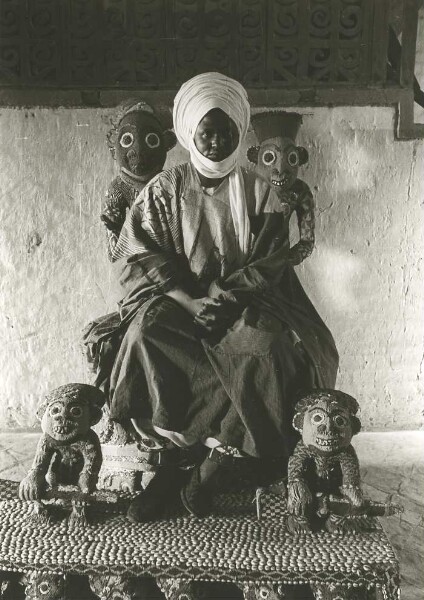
[0,105,423,430]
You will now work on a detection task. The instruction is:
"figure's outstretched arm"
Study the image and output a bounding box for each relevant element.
[287,443,313,516]
[78,433,102,494]
[19,436,54,500]
[288,187,315,265]
[101,178,130,261]
[339,446,363,506]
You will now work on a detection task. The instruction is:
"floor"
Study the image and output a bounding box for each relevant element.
[0,430,423,600]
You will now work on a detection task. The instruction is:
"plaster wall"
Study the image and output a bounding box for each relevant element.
[0,105,423,431]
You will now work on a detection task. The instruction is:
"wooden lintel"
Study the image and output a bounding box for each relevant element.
[0,86,412,109]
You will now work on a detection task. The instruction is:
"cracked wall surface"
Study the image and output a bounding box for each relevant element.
[0,106,423,431]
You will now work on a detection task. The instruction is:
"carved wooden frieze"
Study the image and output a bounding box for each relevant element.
[0,0,389,89]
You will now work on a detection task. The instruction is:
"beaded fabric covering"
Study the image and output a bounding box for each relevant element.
[0,479,398,593]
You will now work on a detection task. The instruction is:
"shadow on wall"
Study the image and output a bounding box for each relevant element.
[305,246,365,316]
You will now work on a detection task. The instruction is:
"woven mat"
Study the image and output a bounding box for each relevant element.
[0,479,398,587]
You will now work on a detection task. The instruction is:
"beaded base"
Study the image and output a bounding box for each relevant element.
[0,479,399,595]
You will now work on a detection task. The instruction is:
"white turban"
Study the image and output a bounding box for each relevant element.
[173,72,251,265]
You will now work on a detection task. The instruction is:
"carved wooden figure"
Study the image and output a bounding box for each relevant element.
[287,389,363,533]
[83,102,176,458]
[238,582,288,600]
[103,100,176,261]
[310,582,367,600]
[248,111,314,266]
[21,571,65,600]
[156,578,199,600]
[88,574,138,600]
[18,383,104,524]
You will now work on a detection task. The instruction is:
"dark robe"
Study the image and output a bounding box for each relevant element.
[83,163,338,458]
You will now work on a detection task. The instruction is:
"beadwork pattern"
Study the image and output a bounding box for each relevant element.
[0,479,399,594]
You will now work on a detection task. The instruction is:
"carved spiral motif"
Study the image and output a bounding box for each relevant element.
[338,48,360,80]
[0,0,376,89]
[135,0,165,39]
[240,45,262,84]
[105,4,127,39]
[275,13,298,37]
[309,4,332,38]
[176,14,199,39]
[28,6,56,38]
[273,47,298,83]
[309,47,331,81]
[29,42,57,80]
[68,0,97,39]
[135,46,163,84]
[240,7,262,39]
[205,10,231,38]
[0,1,20,37]
[0,45,20,81]
[339,3,362,39]
[276,47,298,67]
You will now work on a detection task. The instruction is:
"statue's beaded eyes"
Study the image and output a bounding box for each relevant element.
[310,409,348,428]
[120,132,134,148]
[145,132,161,148]
[311,410,324,424]
[49,404,62,417]
[334,414,348,428]
[262,150,276,166]
[70,404,83,418]
[38,581,50,595]
[287,149,299,167]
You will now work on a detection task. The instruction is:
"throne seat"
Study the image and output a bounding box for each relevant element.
[0,479,400,600]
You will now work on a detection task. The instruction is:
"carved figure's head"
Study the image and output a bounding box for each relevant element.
[22,571,65,600]
[248,112,308,191]
[37,383,105,443]
[107,99,176,186]
[293,390,361,456]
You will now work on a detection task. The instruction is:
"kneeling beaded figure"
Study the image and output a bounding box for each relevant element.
[18,383,104,524]
[287,389,363,533]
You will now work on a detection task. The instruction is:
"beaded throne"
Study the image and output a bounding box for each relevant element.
[0,478,400,600]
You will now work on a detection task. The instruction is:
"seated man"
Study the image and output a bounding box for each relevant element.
[85,72,339,523]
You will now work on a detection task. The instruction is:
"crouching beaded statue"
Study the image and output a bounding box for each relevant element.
[18,383,104,525]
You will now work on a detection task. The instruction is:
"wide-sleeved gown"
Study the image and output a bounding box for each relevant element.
[84,163,338,458]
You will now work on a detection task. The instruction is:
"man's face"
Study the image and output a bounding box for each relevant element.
[115,112,167,181]
[302,399,353,455]
[256,136,300,190]
[194,108,239,162]
[41,397,91,442]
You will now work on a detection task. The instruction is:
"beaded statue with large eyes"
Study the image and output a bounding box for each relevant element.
[21,572,65,600]
[248,112,315,266]
[286,390,363,533]
[18,384,104,502]
[103,100,177,261]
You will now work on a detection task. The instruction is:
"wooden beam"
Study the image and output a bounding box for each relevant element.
[0,85,411,108]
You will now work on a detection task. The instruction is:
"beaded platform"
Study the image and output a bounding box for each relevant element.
[0,479,398,591]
